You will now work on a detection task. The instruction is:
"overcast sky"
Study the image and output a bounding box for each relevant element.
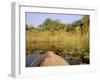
[26,12,84,27]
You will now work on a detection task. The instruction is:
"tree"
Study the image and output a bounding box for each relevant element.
[36,15,89,33]
[26,24,34,31]
[81,15,89,33]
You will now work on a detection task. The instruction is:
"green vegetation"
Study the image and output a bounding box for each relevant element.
[26,15,90,64]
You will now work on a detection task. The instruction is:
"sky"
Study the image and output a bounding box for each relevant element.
[25,12,84,27]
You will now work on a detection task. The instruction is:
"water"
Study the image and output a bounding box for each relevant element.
[26,52,41,67]
[26,51,85,67]
[64,55,77,65]
[62,54,83,65]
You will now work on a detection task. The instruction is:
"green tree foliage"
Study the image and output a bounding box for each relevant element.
[69,15,89,33]
[81,15,89,33]
[26,15,89,33]
[38,18,68,31]
[26,24,34,31]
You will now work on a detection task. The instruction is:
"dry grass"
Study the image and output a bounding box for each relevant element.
[26,29,89,54]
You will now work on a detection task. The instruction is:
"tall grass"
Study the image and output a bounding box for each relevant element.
[26,29,89,55]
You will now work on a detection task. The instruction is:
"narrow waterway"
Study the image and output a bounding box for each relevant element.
[26,51,88,67]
